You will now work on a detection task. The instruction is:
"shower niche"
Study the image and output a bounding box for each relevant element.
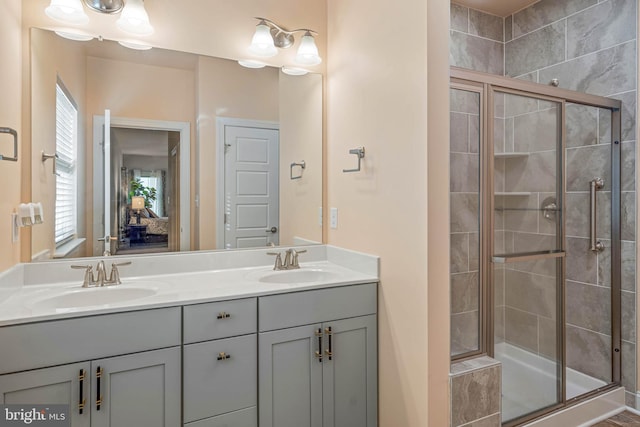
[450,68,622,426]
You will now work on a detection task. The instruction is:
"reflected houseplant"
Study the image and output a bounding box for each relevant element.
[129,178,157,208]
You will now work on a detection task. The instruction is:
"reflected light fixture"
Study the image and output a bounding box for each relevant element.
[45,0,154,36]
[118,40,153,50]
[247,17,322,66]
[54,29,94,41]
[238,59,267,69]
[281,66,309,76]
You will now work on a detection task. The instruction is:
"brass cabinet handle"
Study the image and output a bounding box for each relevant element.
[217,352,231,361]
[217,312,231,319]
[96,367,103,411]
[314,328,323,363]
[78,369,86,415]
[325,327,333,360]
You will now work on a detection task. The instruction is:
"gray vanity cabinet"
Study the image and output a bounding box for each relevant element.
[258,284,378,427]
[0,361,91,427]
[182,298,258,427]
[91,347,181,427]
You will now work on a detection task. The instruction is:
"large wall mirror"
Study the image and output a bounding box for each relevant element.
[30,27,323,261]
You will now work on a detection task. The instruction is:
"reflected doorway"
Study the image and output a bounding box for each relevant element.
[92,116,190,257]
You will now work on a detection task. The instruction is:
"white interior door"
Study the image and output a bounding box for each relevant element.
[224,126,279,249]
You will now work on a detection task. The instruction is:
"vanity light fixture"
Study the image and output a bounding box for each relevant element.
[248,17,322,66]
[45,0,154,36]
[45,0,90,25]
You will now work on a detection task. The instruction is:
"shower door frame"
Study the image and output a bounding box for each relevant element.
[450,67,623,426]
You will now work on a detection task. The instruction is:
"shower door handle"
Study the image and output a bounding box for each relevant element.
[590,178,605,252]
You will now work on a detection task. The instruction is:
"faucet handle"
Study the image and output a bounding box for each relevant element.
[109,261,131,285]
[267,252,284,270]
[71,265,95,287]
[290,249,307,269]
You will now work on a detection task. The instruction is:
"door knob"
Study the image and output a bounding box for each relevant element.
[266,226,278,233]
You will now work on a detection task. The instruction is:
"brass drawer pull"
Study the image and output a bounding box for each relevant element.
[217,312,231,319]
[315,328,323,363]
[78,369,86,415]
[325,327,333,360]
[96,367,103,411]
[217,352,231,361]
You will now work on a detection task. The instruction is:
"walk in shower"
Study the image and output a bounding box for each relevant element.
[450,67,622,426]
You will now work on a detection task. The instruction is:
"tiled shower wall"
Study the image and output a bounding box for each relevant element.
[450,0,638,405]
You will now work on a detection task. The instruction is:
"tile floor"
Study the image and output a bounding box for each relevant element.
[593,411,640,426]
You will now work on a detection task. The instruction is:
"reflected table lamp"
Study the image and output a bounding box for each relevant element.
[132,196,145,224]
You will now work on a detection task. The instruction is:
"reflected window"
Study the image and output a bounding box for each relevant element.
[54,81,78,246]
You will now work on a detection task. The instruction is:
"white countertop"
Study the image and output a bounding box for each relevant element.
[0,245,379,326]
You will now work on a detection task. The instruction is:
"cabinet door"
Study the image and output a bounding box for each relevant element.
[259,324,323,427]
[322,315,377,427]
[0,362,91,427]
[91,347,181,427]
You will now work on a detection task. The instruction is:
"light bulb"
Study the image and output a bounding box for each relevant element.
[248,21,277,57]
[116,0,154,36]
[295,31,322,66]
[45,0,89,25]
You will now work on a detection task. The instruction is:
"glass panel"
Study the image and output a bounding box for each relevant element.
[564,103,613,399]
[494,92,562,257]
[493,91,562,423]
[450,87,481,357]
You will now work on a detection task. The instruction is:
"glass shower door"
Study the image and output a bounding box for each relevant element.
[492,90,564,423]
[563,103,617,400]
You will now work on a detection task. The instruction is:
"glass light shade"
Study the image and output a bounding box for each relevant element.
[116,0,154,36]
[295,32,322,66]
[118,40,153,50]
[131,196,145,210]
[248,22,277,57]
[238,59,267,69]
[281,67,309,76]
[45,0,89,25]
[54,30,94,41]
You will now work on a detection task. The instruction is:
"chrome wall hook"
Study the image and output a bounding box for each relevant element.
[343,147,365,173]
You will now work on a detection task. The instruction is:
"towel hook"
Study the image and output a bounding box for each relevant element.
[290,161,306,180]
[343,147,365,173]
[0,127,18,162]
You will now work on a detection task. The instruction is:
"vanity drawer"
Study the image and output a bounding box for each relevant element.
[183,298,256,343]
[183,334,257,422]
[0,307,181,375]
[258,283,377,332]
[184,407,256,427]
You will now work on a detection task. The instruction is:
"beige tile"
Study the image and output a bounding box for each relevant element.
[451,233,470,274]
[451,365,501,426]
[505,307,538,353]
[451,271,479,314]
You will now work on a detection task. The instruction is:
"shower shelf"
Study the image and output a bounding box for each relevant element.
[494,152,530,159]
[495,192,532,196]
[492,250,565,264]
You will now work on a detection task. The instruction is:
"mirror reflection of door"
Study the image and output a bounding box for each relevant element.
[223,124,279,249]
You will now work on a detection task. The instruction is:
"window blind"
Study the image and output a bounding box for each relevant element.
[54,83,77,245]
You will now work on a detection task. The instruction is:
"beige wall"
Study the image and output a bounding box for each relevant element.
[30,29,87,260]
[279,72,323,245]
[0,0,22,272]
[326,0,450,426]
[196,56,279,249]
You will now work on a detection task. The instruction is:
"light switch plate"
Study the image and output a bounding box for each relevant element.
[330,208,338,229]
[318,207,323,227]
[11,213,18,243]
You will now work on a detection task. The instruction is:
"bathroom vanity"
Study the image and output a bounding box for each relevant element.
[0,245,378,427]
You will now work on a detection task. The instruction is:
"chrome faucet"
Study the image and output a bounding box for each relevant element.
[267,249,307,270]
[71,261,132,287]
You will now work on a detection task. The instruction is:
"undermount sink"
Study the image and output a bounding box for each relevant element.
[258,269,340,284]
[31,284,158,311]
